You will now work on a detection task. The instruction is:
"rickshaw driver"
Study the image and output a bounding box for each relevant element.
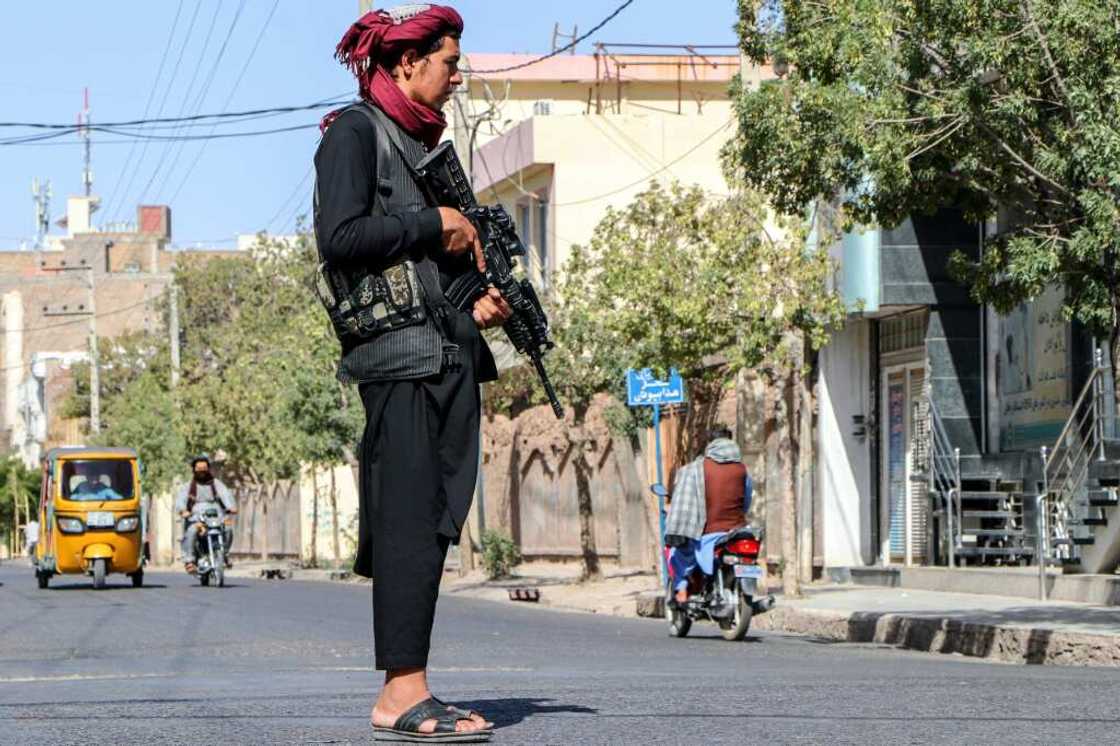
[70,461,124,501]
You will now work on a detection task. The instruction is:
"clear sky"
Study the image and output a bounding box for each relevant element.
[0,1,739,249]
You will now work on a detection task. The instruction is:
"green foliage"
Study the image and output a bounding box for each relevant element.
[0,456,39,540]
[555,181,843,393]
[92,372,185,498]
[480,529,521,579]
[727,0,1120,336]
[64,231,363,495]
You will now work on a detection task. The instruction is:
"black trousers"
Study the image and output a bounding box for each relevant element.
[356,351,481,671]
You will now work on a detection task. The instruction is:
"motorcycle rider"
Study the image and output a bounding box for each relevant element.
[175,455,237,574]
[664,426,753,606]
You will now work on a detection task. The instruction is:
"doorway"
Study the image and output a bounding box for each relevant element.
[880,362,928,565]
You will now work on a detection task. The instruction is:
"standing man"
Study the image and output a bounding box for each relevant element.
[315,5,507,741]
[175,455,237,574]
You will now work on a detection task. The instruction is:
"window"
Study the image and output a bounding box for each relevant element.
[879,311,927,354]
[61,459,134,502]
[536,195,549,287]
[517,203,533,277]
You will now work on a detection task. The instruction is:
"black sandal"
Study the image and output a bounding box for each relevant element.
[433,697,491,727]
[371,697,493,742]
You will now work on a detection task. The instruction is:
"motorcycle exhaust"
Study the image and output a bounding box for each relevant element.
[751,595,776,615]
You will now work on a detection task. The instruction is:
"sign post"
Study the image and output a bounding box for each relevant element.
[626,368,686,585]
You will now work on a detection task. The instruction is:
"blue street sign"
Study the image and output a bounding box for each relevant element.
[626,368,686,407]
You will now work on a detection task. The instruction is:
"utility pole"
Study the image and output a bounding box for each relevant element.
[168,283,181,388]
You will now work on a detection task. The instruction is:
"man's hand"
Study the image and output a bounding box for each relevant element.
[227,508,238,515]
[438,207,486,274]
[179,510,190,518]
[472,287,512,330]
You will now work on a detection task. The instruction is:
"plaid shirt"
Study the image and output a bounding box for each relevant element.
[665,438,743,540]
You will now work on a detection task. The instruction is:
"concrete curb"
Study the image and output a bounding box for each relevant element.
[634,591,1120,667]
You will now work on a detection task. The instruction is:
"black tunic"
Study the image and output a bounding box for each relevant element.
[314,104,496,668]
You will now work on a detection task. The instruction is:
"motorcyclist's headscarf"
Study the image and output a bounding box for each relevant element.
[321,4,464,148]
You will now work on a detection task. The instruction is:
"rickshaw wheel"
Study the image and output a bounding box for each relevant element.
[36,570,50,589]
[131,570,144,588]
[92,559,107,590]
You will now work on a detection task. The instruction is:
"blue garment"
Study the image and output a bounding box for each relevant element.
[669,532,724,591]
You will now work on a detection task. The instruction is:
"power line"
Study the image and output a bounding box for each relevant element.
[464,0,636,74]
[167,0,281,205]
[0,95,353,131]
[152,0,249,202]
[266,165,314,232]
[0,123,320,147]
[7,296,160,336]
[136,0,229,209]
[104,1,203,222]
[101,0,185,227]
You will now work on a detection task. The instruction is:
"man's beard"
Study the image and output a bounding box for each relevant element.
[194,473,214,485]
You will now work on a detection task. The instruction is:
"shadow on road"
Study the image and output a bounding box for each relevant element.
[452,698,597,727]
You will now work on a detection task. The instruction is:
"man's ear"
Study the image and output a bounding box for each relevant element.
[400,48,420,78]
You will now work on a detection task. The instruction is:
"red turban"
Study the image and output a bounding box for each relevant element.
[335,5,464,78]
[322,5,464,147]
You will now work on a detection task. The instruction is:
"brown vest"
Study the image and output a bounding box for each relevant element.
[703,459,747,534]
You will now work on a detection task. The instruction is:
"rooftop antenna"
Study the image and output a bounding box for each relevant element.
[78,88,93,197]
[32,177,52,249]
[551,22,579,54]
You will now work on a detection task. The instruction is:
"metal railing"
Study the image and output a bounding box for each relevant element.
[917,387,962,567]
[1037,349,1112,598]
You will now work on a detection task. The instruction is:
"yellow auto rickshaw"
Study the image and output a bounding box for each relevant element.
[34,446,147,590]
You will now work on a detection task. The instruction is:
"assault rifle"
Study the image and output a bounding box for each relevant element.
[415,141,564,419]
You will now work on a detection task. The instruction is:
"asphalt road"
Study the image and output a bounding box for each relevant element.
[2,561,1120,745]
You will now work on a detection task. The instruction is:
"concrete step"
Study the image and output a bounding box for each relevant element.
[955,546,1035,557]
[1070,517,1108,527]
[1088,490,1118,507]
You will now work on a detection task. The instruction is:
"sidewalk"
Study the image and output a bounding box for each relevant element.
[639,584,1120,667]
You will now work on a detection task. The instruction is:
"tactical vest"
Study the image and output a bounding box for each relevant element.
[315,103,459,383]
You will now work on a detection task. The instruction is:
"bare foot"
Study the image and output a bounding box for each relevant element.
[370,669,490,734]
[674,588,689,605]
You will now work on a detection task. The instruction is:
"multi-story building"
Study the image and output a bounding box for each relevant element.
[0,195,238,467]
[451,47,767,288]
[815,208,1119,576]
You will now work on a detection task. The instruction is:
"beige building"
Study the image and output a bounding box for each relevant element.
[0,196,238,467]
[449,49,773,288]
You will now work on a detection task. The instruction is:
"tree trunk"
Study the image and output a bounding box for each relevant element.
[797,339,815,586]
[778,368,801,598]
[573,409,601,582]
[309,468,320,568]
[259,485,270,562]
[458,517,475,576]
[329,468,341,570]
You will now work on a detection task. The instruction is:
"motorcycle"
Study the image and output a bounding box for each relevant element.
[664,524,776,641]
[192,506,230,588]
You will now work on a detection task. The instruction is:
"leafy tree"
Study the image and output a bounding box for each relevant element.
[0,456,39,553]
[557,181,843,593]
[728,0,1120,394]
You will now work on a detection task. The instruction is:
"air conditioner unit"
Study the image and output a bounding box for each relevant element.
[533,100,553,116]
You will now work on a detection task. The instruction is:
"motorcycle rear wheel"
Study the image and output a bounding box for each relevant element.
[719,590,753,641]
[200,573,210,587]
